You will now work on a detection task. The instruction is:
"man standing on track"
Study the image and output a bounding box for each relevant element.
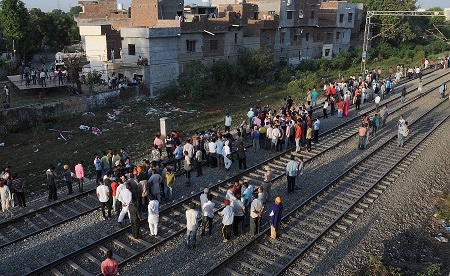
[269,197,283,239]
[117,183,132,226]
[286,155,300,193]
[97,179,111,220]
[313,117,321,143]
[185,202,199,249]
[101,250,118,276]
[250,193,263,236]
[220,199,234,243]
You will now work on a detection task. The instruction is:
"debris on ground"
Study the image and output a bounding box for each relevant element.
[79,125,90,131]
[435,233,448,242]
[82,112,95,116]
[91,127,101,135]
[204,109,222,114]
[0,142,4,147]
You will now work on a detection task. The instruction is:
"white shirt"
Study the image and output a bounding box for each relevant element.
[200,193,208,210]
[118,188,132,206]
[183,143,194,158]
[202,201,215,218]
[208,142,216,153]
[186,209,199,230]
[116,183,126,201]
[226,189,236,201]
[96,185,109,203]
[225,115,232,126]
[250,198,263,218]
[231,199,245,217]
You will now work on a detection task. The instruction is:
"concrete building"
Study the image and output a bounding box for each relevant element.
[77,0,363,96]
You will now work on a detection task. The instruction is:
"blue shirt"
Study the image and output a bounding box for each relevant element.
[215,140,224,155]
[286,160,299,177]
[269,203,283,226]
[242,188,253,206]
[311,91,318,100]
[252,130,260,140]
[174,146,184,159]
[313,120,321,130]
[94,158,102,171]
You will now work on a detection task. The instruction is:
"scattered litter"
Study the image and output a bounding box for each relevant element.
[435,233,448,242]
[146,108,158,115]
[57,163,61,167]
[82,112,95,116]
[59,132,67,141]
[0,142,4,147]
[34,149,39,153]
[204,109,222,114]
[107,113,117,120]
[74,151,78,154]
[169,107,184,112]
[79,125,90,130]
[114,110,121,116]
[49,129,72,133]
[441,220,450,231]
[91,127,101,135]
[13,144,19,147]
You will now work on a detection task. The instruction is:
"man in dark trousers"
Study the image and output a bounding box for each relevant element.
[129,199,142,239]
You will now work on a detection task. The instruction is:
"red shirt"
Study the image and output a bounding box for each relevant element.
[295,123,302,138]
[337,101,344,110]
[101,258,118,276]
[111,181,118,197]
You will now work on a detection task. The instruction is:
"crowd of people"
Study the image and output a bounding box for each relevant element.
[2,59,448,276]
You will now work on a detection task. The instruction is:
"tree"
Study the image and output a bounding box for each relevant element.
[0,0,34,57]
[178,60,211,99]
[211,59,235,88]
[43,12,80,51]
[68,6,83,18]
[84,70,103,93]
[238,47,273,83]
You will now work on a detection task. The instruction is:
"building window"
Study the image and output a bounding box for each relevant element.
[339,14,344,23]
[348,13,353,22]
[128,44,136,55]
[325,49,330,56]
[298,50,302,60]
[336,32,340,42]
[310,10,315,19]
[327,32,332,40]
[235,33,238,44]
[210,40,218,50]
[186,40,196,52]
[294,28,302,41]
[298,9,304,18]
[287,11,293,19]
[305,33,310,42]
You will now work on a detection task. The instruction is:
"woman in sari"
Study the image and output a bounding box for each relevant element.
[343,96,350,117]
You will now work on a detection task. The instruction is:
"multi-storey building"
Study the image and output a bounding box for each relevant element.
[76,0,363,96]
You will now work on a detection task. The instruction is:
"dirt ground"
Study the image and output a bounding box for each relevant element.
[0,83,290,197]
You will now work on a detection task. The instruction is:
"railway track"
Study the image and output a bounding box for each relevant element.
[204,95,450,275]
[17,70,449,274]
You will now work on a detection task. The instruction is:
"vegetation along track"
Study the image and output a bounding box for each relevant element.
[204,92,450,276]
[20,70,449,274]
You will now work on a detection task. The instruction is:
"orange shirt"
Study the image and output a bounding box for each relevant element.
[337,101,344,110]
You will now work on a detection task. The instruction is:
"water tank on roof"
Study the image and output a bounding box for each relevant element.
[117,3,123,10]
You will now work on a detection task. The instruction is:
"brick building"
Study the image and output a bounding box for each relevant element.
[77,0,362,96]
